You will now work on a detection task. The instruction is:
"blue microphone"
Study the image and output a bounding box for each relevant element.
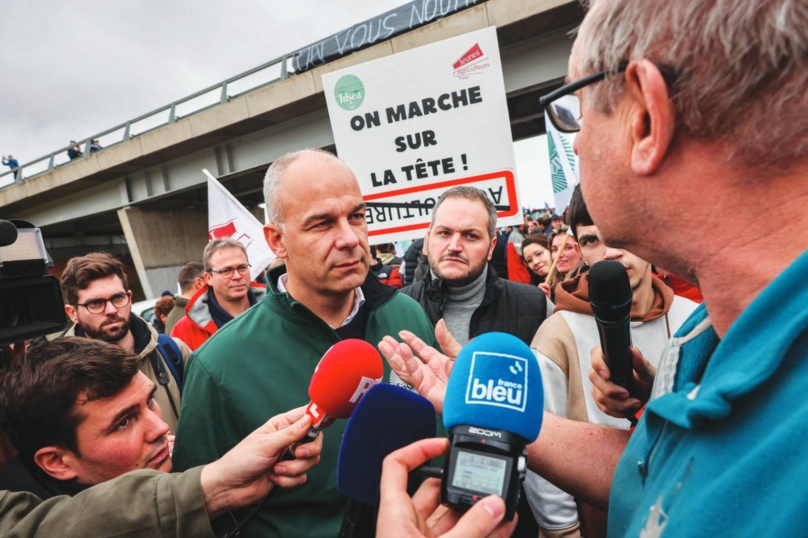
[441,332,543,521]
[337,384,437,507]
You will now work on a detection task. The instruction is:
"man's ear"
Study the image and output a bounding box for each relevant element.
[34,447,78,482]
[487,235,497,261]
[64,304,79,325]
[264,223,287,259]
[624,59,676,176]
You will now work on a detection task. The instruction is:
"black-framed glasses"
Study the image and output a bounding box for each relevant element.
[75,292,131,314]
[540,63,629,133]
[208,264,251,279]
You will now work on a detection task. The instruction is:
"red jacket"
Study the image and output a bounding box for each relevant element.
[170,282,266,350]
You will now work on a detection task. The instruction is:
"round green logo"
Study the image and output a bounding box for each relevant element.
[334,74,365,111]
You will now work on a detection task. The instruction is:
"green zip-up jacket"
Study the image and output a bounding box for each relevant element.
[173,269,437,538]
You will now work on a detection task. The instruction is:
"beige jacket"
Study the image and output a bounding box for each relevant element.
[0,467,211,537]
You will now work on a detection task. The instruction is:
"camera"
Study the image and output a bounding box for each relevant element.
[0,219,67,347]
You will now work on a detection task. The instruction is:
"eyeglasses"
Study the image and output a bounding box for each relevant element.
[208,264,251,279]
[75,292,131,314]
[540,63,628,133]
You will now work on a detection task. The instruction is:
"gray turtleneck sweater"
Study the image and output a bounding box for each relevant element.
[438,265,488,346]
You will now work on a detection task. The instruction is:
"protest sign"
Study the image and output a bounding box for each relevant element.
[323,26,521,244]
[204,169,275,280]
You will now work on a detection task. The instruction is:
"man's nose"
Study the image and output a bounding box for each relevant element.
[334,219,360,250]
[104,299,118,315]
[145,408,170,443]
[603,247,624,261]
[447,234,463,251]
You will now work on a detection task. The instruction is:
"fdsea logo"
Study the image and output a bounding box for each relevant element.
[464,352,528,412]
[334,74,365,111]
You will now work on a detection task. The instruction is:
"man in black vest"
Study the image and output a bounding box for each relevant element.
[402,185,548,347]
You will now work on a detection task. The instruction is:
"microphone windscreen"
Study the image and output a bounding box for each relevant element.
[443,332,543,442]
[308,339,384,419]
[588,260,632,321]
[337,384,436,506]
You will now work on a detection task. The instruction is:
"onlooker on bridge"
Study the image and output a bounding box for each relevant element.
[89,139,103,153]
[2,155,19,180]
[67,141,83,160]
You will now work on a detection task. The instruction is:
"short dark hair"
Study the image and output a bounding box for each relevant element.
[0,338,140,460]
[60,253,129,305]
[178,262,204,294]
[567,184,594,237]
[432,186,497,239]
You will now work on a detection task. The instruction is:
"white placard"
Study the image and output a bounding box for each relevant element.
[205,169,275,280]
[323,26,521,244]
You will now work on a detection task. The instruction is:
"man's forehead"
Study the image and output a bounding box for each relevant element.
[78,274,125,299]
[211,247,248,264]
[433,198,489,229]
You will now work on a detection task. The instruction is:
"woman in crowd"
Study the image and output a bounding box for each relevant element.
[522,234,553,284]
[545,227,584,301]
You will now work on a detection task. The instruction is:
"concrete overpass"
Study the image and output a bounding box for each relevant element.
[0,0,583,298]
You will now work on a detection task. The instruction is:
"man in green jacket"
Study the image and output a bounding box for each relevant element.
[173,149,438,537]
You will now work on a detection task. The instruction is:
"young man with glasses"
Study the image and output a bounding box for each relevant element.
[170,238,266,351]
[59,252,191,433]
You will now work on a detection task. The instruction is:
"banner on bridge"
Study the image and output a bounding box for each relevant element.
[322,26,521,244]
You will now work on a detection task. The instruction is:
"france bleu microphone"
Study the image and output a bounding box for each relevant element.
[442,332,543,521]
[588,260,634,390]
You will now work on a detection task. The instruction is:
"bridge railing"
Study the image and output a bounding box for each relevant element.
[0,55,292,189]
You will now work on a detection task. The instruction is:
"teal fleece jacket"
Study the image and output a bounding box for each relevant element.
[173,269,437,538]
[609,249,808,537]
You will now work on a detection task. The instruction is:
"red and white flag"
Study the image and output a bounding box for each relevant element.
[204,169,275,280]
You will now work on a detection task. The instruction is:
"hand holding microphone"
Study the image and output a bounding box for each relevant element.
[588,260,656,421]
[589,346,656,419]
[377,438,517,538]
[441,332,543,521]
[225,339,383,536]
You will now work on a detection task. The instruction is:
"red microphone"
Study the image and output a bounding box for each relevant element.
[305,339,384,430]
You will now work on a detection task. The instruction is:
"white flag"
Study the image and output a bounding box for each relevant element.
[544,116,580,212]
[204,169,275,280]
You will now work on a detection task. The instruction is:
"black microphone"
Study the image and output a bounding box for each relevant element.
[588,260,634,391]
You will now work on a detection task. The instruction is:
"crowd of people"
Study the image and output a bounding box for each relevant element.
[0,0,806,536]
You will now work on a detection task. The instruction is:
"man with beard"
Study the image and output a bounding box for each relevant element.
[402,186,548,347]
[59,253,191,433]
[173,148,437,538]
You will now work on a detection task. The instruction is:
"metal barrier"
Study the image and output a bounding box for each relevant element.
[0,54,293,188]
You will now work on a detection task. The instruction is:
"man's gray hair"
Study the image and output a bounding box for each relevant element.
[578,0,808,169]
[432,186,498,239]
[202,238,247,272]
[263,148,341,229]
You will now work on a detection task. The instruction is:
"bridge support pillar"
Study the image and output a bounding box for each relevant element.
[118,207,210,299]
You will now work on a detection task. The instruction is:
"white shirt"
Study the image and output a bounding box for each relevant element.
[276,273,366,329]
